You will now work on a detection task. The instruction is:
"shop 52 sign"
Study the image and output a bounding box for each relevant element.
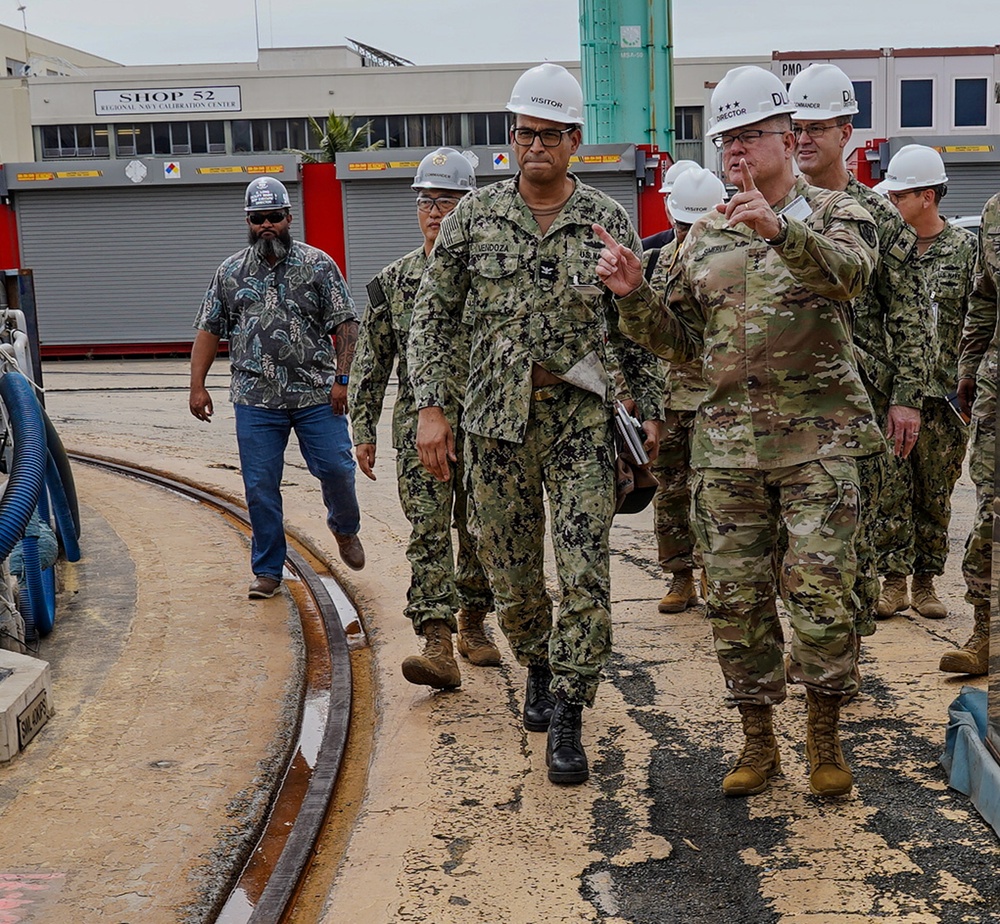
[94,86,242,116]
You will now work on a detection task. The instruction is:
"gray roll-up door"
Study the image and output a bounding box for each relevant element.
[340,158,639,311]
[16,182,301,348]
[940,164,1000,221]
[342,179,426,310]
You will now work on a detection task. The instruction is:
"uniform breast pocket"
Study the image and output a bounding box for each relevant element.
[470,250,520,317]
[472,250,520,280]
[565,259,604,323]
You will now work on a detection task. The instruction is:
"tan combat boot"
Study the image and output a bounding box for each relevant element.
[722,703,781,796]
[805,689,852,797]
[876,573,909,619]
[401,620,461,689]
[939,604,990,676]
[456,609,501,667]
[910,574,947,619]
[658,568,698,614]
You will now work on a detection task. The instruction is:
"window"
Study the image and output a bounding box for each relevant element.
[471,112,511,146]
[39,123,110,159]
[674,106,703,142]
[955,77,988,127]
[232,118,310,153]
[852,81,873,130]
[673,106,704,165]
[900,79,933,128]
[112,120,226,156]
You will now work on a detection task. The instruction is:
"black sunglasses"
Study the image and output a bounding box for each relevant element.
[247,210,289,225]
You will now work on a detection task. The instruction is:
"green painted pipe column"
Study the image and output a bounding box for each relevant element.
[578,0,673,151]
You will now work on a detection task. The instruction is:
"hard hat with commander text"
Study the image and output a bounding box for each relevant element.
[412,148,476,191]
[789,64,859,121]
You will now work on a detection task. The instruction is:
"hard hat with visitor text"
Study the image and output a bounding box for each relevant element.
[878,144,948,192]
[506,63,585,125]
[667,167,728,225]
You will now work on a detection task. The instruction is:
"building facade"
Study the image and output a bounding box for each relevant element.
[0,25,998,350]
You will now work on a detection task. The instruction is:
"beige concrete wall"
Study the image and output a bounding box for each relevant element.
[0,81,36,161]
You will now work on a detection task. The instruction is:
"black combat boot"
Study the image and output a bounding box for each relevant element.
[545,698,588,785]
[523,662,555,731]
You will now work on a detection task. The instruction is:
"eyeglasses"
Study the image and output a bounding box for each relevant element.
[887,189,927,205]
[792,123,841,139]
[712,129,787,150]
[247,210,289,225]
[416,196,461,214]
[510,126,576,148]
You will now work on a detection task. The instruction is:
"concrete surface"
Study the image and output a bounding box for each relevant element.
[22,358,1000,923]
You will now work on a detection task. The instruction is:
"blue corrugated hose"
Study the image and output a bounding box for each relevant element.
[0,371,46,561]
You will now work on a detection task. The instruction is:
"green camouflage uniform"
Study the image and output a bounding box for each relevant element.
[843,177,933,636]
[349,247,492,634]
[644,242,708,573]
[618,177,883,703]
[879,223,977,578]
[408,174,662,707]
[959,194,1000,608]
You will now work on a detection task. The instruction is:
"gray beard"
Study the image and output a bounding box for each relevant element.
[249,229,292,261]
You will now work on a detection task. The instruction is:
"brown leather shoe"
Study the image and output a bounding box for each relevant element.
[334,532,365,571]
[248,576,282,599]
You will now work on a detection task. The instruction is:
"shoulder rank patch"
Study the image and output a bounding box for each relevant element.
[365,276,387,308]
[885,224,917,264]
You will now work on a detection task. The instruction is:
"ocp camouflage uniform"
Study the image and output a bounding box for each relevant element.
[959,193,1000,609]
[844,177,933,636]
[409,174,662,706]
[618,177,883,703]
[878,223,977,578]
[349,247,492,634]
[644,242,708,573]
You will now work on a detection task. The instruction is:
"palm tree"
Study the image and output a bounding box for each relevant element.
[288,111,384,162]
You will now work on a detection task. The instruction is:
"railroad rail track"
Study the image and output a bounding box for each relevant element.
[69,451,355,924]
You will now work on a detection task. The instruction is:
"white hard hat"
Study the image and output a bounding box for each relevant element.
[879,144,948,191]
[706,65,797,137]
[412,147,476,191]
[667,167,727,224]
[506,63,585,125]
[659,159,699,193]
[789,64,859,121]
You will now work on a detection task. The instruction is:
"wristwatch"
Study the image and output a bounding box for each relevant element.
[764,215,788,247]
[334,374,350,386]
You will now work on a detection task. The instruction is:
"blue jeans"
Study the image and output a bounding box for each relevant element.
[234,402,360,579]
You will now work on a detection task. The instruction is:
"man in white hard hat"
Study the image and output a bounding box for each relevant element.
[350,148,501,692]
[789,64,934,638]
[596,65,883,799]
[644,167,725,615]
[642,159,699,250]
[408,63,663,786]
[873,145,976,624]
[944,191,999,677]
[190,177,365,597]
